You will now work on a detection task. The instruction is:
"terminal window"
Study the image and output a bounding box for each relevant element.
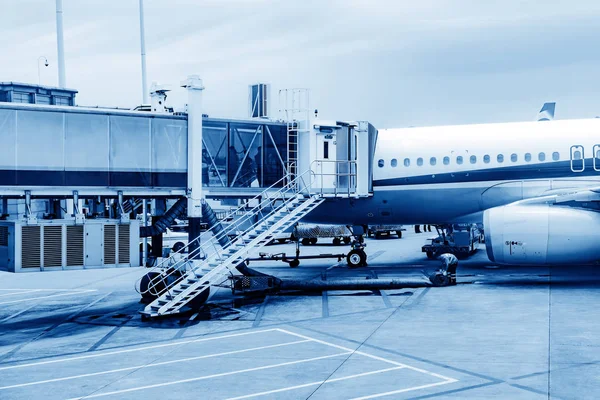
[12,92,32,103]
[54,96,70,106]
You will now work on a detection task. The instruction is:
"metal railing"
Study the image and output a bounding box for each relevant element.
[135,160,358,302]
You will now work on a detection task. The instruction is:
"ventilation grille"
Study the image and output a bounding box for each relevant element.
[118,224,130,264]
[22,226,41,268]
[0,226,8,247]
[43,225,62,267]
[104,225,116,265]
[66,225,84,266]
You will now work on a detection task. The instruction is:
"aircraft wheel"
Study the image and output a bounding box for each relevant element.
[343,237,351,244]
[333,237,341,246]
[301,238,311,246]
[347,249,367,268]
[426,251,437,260]
[140,272,166,302]
[289,259,300,268]
[310,238,318,245]
[396,230,403,238]
[172,241,185,253]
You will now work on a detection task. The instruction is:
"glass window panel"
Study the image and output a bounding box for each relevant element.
[497,154,504,163]
[378,159,384,168]
[552,151,560,161]
[203,120,228,187]
[12,92,32,103]
[470,155,476,164]
[443,156,450,165]
[456,156,463,165]
[17,110,64,169]
[483,154,490,164]
[391,158,397,167]
[525,153,531,162]
[511,153,518,162]
[539,152,546,162]
[430,157,436,166]
[403,158,410,167]
[36,95,51,105]
[230,123,262,187]
[417,157,423,166]
[263,124,286,187]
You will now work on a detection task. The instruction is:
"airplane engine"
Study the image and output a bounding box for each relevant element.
[483,204,600,265]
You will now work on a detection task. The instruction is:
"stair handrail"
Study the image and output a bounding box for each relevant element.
[137,174,312,302]
[136,164,314,296]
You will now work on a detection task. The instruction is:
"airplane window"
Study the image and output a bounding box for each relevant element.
[525,153,532,162]
[483,154,490,164]
[417,157,423,166]
[497,154,504,163]
[596,149,600,159]
[511,153,518,162]
[470,155,476,164]
[430,157,436,166]
[378,159,384,168]
[552,152,560,161]
[539,152,546,162]
[456,156,463,165]
[573,150,582,160]
[443,156,450,165]
[391,158,398,167]
[404,158,410,167]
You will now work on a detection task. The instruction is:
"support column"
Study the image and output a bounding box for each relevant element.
[151,198,166,258]
[181,75,205,258]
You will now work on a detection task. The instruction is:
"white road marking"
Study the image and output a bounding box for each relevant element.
[0,290,97,306]
[0,340,311,391]
[350,379,458,400]
[0,290,43,298]
[276,328,457,382]
[225,366,406,400]
[66,352,351,400]
[0,328,280,371]
[0,289,95,291]
[0,303,40,323]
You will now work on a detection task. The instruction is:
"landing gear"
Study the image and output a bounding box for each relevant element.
[347,248,367,268]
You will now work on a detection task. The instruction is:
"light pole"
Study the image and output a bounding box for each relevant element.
[38,56,49,85]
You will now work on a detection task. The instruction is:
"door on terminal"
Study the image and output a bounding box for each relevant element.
[316,133,336,190]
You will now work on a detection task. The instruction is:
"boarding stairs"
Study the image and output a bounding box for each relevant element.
[138,171,325,318]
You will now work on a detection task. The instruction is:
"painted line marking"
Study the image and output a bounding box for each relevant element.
[225,366,406,400]
[0,290,97,306]
[0,303,39,323]
[350,379,458,400]
[0,289,94,291]
[65,352,350,400]
[0,290,44,298]
[0,340,311,391]
[276,328,457,382]
[0,328,280,371]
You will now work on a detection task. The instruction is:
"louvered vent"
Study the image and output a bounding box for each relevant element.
[22,226,41,268]
[104,225,116,265]
[118,224,130,264]
[0,226,8,247]
[66,225,84,266]
[43,225,62,267]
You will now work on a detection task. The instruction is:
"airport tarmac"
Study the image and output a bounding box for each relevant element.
[0,231,599,399]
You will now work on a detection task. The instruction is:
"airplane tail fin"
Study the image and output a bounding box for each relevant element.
[537,102,555,121]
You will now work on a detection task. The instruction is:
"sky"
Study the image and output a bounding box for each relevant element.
[1,0,600,128]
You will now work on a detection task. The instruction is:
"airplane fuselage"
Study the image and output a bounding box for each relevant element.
[307,118,600,225]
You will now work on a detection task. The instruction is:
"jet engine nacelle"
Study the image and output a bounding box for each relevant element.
[483,204,600,265]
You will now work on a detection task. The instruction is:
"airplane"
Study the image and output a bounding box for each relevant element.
[304,104,600,267]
